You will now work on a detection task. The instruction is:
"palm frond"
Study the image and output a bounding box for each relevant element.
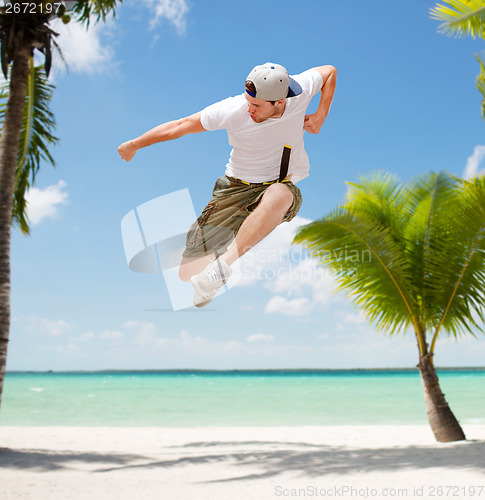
[0,59,59,234]
[294,207,420,337]
[71,0,122,26]
[0,5,60,78]
[403,172,461,325]
[295,169,485,360]
[344,170,418,247]
[427,175,485,342]
[475,52,485,120]
[430,0,485,39]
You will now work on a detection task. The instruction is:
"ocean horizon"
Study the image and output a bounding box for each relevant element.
[6,366,485,373]
[1,368,484,427]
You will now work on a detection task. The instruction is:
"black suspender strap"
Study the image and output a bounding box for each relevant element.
[279,145,292,182]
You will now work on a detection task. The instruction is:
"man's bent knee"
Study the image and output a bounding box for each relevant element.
[260,183,294,213]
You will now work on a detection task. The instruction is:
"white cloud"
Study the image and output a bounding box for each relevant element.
[236,216,313,288]
[125,320,157,331]
[39,343,80,356]
[100,330,125,341]
[6,2,190,83]
[340,310,367,325]
[266,258,338,306]
[26,317,71,336]
[25,180,68,226]
[232,215,340,315]
[463,145,485,178]
[48,17,117,77]
[177,329,215,352]
[246,333,275,343]
[70,332,95,342]
[132,330,242,356]
[168,330,309,359]
[124,320,163,346]
[222,341,244,354]
[264,296,314,316]
[141,0,190,34]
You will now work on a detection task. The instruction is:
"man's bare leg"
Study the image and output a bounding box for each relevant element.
[220,182,294,267]
[179,183,294,282]
[179,253,217,282]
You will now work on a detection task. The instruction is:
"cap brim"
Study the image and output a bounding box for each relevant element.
[287,77,302,98]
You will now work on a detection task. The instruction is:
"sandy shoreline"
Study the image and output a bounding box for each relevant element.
[1,425,484,499]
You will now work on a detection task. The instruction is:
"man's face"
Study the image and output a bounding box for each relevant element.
[245,93,281,123]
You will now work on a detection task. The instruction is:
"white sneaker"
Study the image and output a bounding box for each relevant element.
[191,259,232,308]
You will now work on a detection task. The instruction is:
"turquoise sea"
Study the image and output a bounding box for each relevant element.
[0,370,484,427]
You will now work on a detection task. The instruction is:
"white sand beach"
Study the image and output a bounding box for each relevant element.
[0,425,484,500]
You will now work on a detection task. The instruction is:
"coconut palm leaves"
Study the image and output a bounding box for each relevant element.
[0,2,61,78]
[0,60,58,234]
[413,173,485,342]
[295,175,419,336]
[430,0,485,119]
[0,0,123,409]
[475,52,485,119]
[0,1,124,79]
[0,2,124,228]
[295,171,485,441]
[294,171,485,359]
[71,0,121,25]
[430,0,485,38]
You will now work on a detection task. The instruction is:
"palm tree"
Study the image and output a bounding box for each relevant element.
[0,0,122,406]
[430,0,485,119]
[294,170,485,442]
[0,62,59,234]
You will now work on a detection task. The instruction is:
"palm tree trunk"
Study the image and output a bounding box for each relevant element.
[0,46,31,408]
[418,354,466,442]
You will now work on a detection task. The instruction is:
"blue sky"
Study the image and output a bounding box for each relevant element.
[6,0,485,371]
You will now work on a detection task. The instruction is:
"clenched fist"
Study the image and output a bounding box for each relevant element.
[303,113,325,134]
[117,140,137,162]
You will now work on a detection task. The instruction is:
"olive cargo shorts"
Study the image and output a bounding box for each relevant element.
[182,175,303,258]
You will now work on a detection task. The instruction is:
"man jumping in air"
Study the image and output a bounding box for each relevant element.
[118,62,337,308]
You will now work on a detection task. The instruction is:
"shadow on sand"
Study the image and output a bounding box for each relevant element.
[1,438,484,483]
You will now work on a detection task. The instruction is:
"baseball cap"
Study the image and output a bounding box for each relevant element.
[245,62,303,101]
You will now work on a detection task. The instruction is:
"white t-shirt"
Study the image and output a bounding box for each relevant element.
[200,69,323,184]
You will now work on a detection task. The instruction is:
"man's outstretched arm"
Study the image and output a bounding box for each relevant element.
[304,65,337,135]
[117,112,206,162]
